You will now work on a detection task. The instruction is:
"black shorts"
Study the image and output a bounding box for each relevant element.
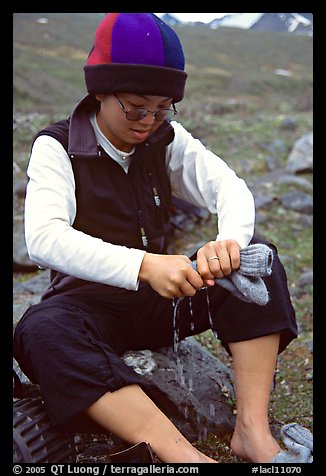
[13,238,298,427]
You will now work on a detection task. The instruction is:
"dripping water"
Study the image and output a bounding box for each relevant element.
[204,287,219,340]
[172,297,181,352]
[170,274,217,441]
[189,297,195,331]
[172,298,186,388]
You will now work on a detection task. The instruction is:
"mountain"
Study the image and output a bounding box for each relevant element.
[162,13,313,36]
[161,13,182,26]
[209,13,264,30]
[250,13,313,36]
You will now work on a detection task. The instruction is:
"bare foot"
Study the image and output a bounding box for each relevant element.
[199,452,218,463]
[156,445,218,463]
[186,448,218,463]
[231,423,281,463]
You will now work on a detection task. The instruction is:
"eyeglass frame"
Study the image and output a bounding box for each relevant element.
[114,94,177,122]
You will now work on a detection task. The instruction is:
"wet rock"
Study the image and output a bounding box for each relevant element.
[123,338,236,442]
[13,333,236,445]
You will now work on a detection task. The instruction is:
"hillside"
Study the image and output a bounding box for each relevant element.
[13,13,313,114]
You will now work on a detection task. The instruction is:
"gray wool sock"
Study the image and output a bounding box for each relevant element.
[238,243,273,277]
[218,273,270,306]
[191,243,274,306]
[270,423,313,463]
[281,423,313,452]
[270,445,312,463]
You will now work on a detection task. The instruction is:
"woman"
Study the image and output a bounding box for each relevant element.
[13,13,298,463]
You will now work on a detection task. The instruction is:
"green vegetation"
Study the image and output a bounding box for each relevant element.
[13,13,313,462]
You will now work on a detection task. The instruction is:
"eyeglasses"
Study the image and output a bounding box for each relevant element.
[114,94,177,122]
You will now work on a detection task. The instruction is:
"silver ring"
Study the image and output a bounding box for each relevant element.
[208,256,219,262]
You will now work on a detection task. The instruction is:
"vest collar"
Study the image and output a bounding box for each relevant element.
[68,94,174,158]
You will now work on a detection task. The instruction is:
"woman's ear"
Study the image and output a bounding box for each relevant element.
[95,93,106,102]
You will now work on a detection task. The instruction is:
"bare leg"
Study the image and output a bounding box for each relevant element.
[85,384,217,463]
[229,333,282,463]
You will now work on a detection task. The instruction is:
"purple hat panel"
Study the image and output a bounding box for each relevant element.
[111,14,165,67]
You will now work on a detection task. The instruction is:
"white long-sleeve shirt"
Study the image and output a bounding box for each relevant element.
[24,120,255,290]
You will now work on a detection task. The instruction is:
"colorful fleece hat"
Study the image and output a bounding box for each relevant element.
[84,13,187,102]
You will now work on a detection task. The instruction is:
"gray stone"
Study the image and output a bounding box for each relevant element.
[123,338,236,442]
[286,132,313,174]
[253,193,278,209]
[277,174,313,192]
[13,227,37,270]
[281,117,298,131]
[298,270,313,288]
[266,155,280,171]
[280,191,313,214]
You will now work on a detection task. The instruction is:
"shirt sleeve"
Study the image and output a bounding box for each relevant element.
[24,135,146,290]
[166,121,255,249]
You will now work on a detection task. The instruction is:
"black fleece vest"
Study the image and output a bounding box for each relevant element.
[34,115,174,297]
[36,119,174,252]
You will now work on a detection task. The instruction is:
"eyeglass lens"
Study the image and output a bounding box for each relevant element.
[126,108,175,122]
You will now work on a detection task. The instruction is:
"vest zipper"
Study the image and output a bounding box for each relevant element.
[152,186,161,207]
[148,171,161,207]
[138,209,148,249]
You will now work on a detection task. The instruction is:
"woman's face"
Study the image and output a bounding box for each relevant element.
[95,93,173,152]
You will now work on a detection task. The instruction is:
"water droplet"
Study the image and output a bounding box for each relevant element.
[189,297,195,330]
[172,298,181,352]
[205,287,219,339]
[205,287,213,328]
[188,377,194,392]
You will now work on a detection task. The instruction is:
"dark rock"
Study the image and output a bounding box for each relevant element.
[13,261,39,273]
[14,270,50,295]
[13,337,236,446]
[280,191,313,214]
[298,214,313,228]
[75,443,111,463]
[305,340,313,354]
[13,358,41,399]
[14,181,27,199]
[266,155,280,171]
[258,139,288,157]
[281,117,298,131]
[277,174,313,192]
[123,337,236,442]
[13,228,37,271]
[13,271,50,328]
[253,193,278,209]
[298,270,313,288]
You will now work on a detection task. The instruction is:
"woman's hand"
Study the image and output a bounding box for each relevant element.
[196,239,241,286]
[139,253,204,299]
